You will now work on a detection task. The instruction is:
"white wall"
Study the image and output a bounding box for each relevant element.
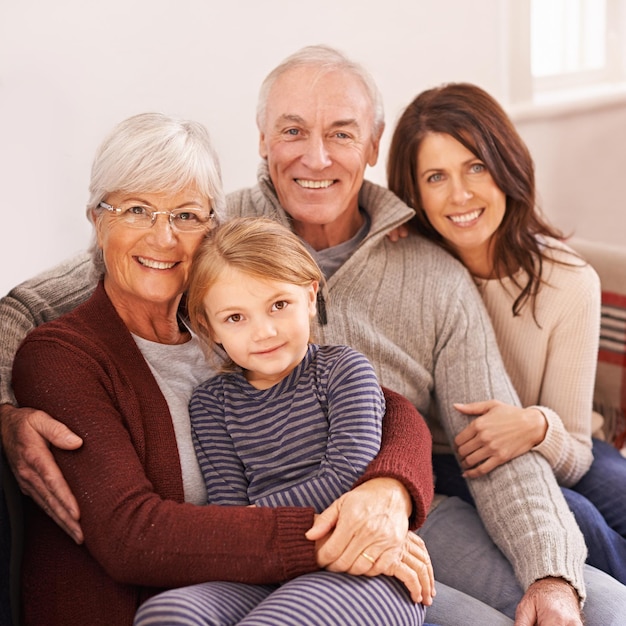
[1,0,624,297]
[514,100,626,244]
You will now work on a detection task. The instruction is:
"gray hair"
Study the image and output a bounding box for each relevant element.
[86,112,225,276]
[256,44,385,138]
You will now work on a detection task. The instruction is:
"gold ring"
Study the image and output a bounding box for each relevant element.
[360,551,376,565]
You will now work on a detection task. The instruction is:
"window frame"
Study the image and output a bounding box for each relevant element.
[508,0,626,107]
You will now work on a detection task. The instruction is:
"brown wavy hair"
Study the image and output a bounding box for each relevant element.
[387,82,567,316]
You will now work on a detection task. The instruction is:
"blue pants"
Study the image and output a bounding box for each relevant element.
[572,438,626,536]
[432,440,626,585]
[565,438,626,582]
[133,570,517,626]
[418,496,626,624]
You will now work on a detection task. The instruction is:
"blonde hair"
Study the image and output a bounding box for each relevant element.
[187,217,323,372]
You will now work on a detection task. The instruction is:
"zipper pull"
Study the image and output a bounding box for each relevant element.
[317,290,327,326]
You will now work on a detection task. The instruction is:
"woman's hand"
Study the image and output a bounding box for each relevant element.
[306,478,411,570]
[305,477,434,603]
[0,403,84,543]
[454,400,548,478]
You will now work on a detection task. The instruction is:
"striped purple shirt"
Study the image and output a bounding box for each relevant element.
[190,344,384,512]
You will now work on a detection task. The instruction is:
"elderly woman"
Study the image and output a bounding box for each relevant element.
[10,112,435,625]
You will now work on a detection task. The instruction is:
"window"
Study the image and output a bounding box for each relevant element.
[510,0,626,106]
[532,1,606,77]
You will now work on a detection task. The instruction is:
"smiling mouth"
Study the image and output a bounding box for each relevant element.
[253,344,284,356]
[448,209,483,225]
[137,256,178,270]
[295,179,335,189]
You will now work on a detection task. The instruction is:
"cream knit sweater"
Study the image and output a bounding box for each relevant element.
[477,239,601,486]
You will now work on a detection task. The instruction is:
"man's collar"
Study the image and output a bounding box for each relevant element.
[255,159,415,237]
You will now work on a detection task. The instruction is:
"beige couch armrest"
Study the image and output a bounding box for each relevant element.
[569,238,626,446]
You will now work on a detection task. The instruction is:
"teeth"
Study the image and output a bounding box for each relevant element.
[449,209,482,224]
[296,179,334,189]
[138,257,176,270]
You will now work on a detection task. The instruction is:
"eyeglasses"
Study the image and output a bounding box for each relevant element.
[98,201,215,232]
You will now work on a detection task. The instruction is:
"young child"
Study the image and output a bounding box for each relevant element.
[133,217,430,626]
[186,216,385,513]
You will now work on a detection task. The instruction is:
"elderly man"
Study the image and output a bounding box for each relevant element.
[1,45,625,625]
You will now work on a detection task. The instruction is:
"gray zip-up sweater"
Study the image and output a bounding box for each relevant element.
[0,163,586,602]
[226,164,587,600]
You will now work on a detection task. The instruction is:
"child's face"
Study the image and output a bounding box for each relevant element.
[204,266,318,389]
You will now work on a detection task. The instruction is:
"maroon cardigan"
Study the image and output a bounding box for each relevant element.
[12,282,433,625]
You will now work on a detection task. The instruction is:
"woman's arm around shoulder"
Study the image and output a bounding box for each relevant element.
[355,386,433,529]
[12,325,318,588]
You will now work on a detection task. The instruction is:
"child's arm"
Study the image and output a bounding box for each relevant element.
[190,382,250,506]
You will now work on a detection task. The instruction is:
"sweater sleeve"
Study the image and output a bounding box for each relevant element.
[354,386,434,530]
[530,262,600,485]
[0,252,95,406]
[12,330,318,588]
[432,270,587,602]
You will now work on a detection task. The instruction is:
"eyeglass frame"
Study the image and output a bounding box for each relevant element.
[97,200,216,231]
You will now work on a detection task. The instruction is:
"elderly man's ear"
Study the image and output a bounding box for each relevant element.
[367,124,384,167]
[258,130,268,159]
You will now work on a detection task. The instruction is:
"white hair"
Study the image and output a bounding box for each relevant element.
[86,112,225,276]
[256,44,385,137]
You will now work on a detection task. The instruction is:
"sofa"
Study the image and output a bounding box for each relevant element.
[1,238,625,625]
[570,238,626,449]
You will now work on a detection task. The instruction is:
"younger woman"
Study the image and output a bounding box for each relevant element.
[387,82,626,583]
[134,217,434,626]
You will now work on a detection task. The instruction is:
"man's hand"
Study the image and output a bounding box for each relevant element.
[0,403,84,543]
[386,225,409,243]
[515,577,582,626]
